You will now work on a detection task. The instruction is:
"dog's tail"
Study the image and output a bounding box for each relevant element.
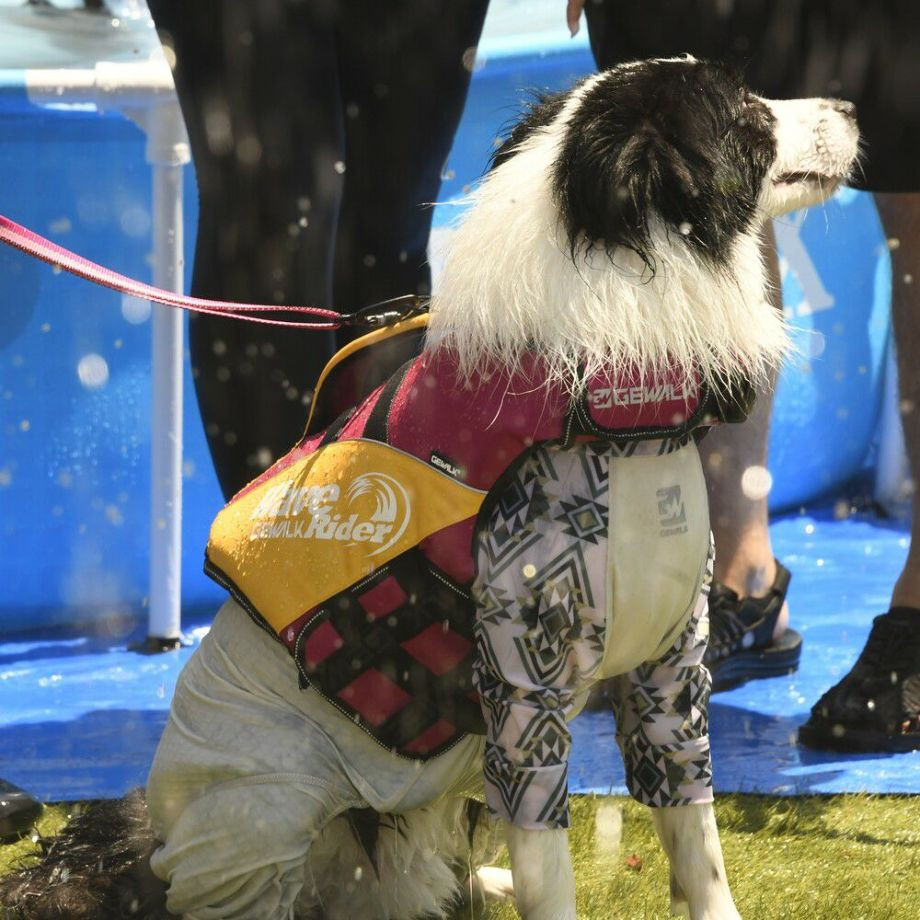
[0,788,173,919]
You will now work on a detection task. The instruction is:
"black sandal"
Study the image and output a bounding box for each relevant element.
[798,608,920,752]
[704,560,801,692]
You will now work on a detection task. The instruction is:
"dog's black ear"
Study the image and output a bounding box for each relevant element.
[490,91,567,171]
[553,62,774,271]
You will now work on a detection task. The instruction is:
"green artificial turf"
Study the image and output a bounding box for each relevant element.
[467,794,920,920]
[3,795,919,918]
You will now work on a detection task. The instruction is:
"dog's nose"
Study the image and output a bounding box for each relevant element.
[830,99,857,121]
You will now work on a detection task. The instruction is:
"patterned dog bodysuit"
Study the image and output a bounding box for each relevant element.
[474,438,714,830]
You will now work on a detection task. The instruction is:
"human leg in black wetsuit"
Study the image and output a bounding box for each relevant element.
[147,0,489,499]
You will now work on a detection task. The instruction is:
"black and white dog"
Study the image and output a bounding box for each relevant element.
[1,58,857,920]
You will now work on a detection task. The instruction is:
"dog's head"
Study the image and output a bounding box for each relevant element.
[496,56,859,268]
[429,57,859,389]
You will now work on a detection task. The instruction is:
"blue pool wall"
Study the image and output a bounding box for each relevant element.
[0,41,892,635]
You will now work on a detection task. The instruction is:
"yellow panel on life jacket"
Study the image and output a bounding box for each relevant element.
[206,438,485,635]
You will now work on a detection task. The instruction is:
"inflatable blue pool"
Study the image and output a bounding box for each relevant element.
[0,4,894,635]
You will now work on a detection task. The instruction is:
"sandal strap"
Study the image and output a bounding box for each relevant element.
[709,559,791,652]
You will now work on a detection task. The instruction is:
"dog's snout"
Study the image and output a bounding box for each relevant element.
[829,99,857,121]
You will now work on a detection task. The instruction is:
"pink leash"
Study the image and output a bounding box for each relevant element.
[0,214,424,329]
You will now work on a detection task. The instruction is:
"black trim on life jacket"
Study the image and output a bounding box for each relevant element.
[293,546,486,759]
[305,318,427,437]
[362,357,417,444]
[318,407,357,448]
[203,556,288,649]
[707,375,757,424]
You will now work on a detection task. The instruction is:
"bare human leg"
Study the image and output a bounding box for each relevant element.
[699,221,801,690]
[877,193,920,609]
[700,222,785,627]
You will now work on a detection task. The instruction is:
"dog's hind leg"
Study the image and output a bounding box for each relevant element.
[148,773,359,920]
[651,804,740,920]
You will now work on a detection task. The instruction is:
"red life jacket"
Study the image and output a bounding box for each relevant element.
[205,316,749,760]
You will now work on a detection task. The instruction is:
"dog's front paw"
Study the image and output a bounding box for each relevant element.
[473,865,514,903]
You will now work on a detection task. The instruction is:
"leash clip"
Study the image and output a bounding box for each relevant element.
[343,294,428,328]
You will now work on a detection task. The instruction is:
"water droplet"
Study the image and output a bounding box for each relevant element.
[462,46,484,73]
[740,465,772,500]
[804,330,826,359]
[236,136,263,166]
[121,295,151,325]
[77,353,109,390]
[120,206,151,238]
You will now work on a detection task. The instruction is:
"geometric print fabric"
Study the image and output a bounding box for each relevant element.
[610,541,715,808]
[473,441,714,829]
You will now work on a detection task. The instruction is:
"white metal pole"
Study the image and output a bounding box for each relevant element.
[146,157,185,647]
[143,97,190,648]
[26,64,191,648]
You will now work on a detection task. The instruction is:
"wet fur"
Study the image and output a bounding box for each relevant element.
[0,794,500,920]
[0,790,171,920]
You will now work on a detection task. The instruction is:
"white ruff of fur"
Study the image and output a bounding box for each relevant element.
[427,103,789,393]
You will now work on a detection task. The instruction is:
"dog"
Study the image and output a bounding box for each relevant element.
[1,57,857,920]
